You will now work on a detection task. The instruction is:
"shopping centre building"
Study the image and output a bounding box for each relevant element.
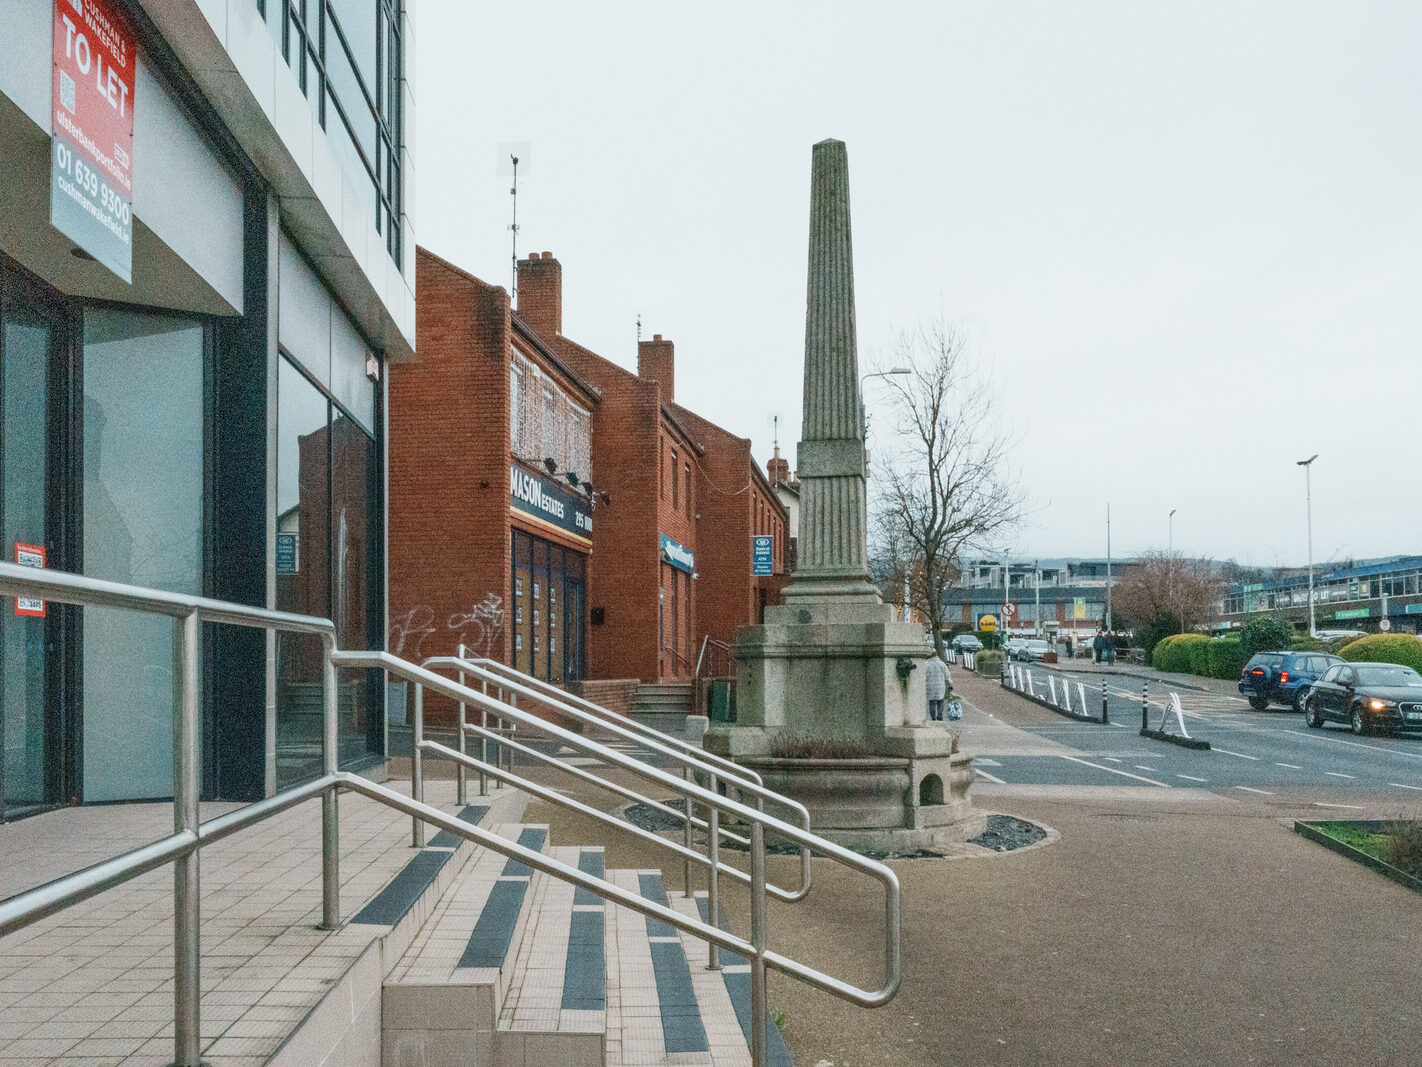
[0,0,413,816]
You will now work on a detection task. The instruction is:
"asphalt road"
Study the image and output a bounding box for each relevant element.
[977,666,1422,810]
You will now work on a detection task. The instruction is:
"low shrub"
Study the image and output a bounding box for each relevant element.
[1205,637,1245,679]
[1338,634,1422,673]
[975,650,1003,677]
[1386,820,1422,880]
[1187,639,1211,676]
[1152,633,1208,674]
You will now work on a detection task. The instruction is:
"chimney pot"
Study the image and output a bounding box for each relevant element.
[653,333,662,342]
[541,251,552,259]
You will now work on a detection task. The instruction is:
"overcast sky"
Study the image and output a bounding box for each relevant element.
[416,2,1420,570]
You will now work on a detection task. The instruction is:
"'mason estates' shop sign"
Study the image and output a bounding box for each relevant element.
[51,0,135,282]
[509,464,592,546]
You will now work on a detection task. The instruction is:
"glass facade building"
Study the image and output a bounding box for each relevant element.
[0,0,414,819]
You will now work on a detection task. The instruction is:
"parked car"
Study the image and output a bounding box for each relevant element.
[950,634,983,653]
[1002,637,1026,657]
[1305,662,1422,735]
[1013,639,1051,662]
[1237,650,1344,711]
[1312,629,1365,642]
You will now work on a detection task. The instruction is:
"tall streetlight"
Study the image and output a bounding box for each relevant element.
[859,367,912,442]
[1298,454,1318,636]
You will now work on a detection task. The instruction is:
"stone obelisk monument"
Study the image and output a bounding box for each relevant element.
[781,139,881,606]
[706,140,979,849]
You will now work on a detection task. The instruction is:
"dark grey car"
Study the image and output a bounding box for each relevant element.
[1305,662,1422,735]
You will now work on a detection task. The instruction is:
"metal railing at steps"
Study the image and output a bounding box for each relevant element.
[693,635,735,717]
[0,562,901,1067]
[424,653,812,964]
[451,654,806,902]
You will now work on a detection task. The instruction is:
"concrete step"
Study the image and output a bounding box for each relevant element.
[381,821,552,1065]
[268,782,530,1067]
[495,845,607,1065]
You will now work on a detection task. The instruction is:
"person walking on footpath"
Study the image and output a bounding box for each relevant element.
[1093,630,1105,664]
[925,650,949,721]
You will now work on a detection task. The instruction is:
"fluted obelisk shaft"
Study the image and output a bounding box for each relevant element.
[784,140,880,603]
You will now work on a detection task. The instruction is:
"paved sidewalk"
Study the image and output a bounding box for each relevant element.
[523,673,1422,1066]
[1050,658,1240,698]
[0,779,470,1066]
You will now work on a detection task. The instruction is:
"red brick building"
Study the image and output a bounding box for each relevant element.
[517,251,789,683]
[388,248,599,711]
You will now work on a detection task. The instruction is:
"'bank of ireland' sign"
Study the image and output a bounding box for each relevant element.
[509,464,592,543]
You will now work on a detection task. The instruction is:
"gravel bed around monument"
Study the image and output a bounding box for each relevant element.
[619,798,1048,858]
[968,814,1047,852]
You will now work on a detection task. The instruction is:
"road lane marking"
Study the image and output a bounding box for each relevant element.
[1101,757,1123,764]
[1274,762,1302,769]
[1057,754,1170,787]
[1234,725,1422,762]
[1234,786,1275,795]
[1176,774,1208,782]
[1325,772,1356,779]
[1213,748,1261,761]
[1135,765,1159,772]
[974,768,1006,784]
[975,758,1002,766]
[1313,802,1365,810]
[1389,783,1422,791]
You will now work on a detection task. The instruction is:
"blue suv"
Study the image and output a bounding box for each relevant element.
[1238,650,1344,712]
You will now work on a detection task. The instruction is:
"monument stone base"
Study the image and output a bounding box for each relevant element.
[704,599,984,851]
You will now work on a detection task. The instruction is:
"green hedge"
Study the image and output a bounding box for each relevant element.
[975,650,1003,677]
[1205,637,1245,679]
[1150,632,1245,679]
[1338,634,1422,673]
[1152,633,1209,673]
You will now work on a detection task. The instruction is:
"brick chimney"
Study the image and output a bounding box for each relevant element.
[517,251,561,337]
[638,333,674,400]
[768,444,790,486]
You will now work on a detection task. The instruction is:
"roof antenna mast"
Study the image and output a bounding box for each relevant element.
[508,154,520,300]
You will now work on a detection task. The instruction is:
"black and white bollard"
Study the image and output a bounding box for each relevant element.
[1102,679,1109,725]
[1141,682,1149,731]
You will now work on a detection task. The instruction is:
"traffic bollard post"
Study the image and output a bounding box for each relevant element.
[1102,679,1109,724]
[1141,682,1149,731]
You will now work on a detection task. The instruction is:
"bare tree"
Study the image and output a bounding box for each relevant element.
[1109,549,1222,642]
[872,319,1024,657]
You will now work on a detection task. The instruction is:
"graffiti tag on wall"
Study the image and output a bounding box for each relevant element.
[389,594,505,659]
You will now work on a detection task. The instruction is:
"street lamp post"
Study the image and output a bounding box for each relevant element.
[1298,454,1318,636]
[859,367,912,444]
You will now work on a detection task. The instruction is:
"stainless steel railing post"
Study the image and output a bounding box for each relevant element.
[707,771,720,971]
[411,684,425,847]
[456,643,468,805]
[682,765,694,896]
[750,819,768,1067]
[479,679,489,796]
[320,636,340,929]
[173,610,202,1066]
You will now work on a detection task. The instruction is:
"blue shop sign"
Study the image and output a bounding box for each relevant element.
[660,533,695,574]
[751,535,773,576]
[510,463,593,544]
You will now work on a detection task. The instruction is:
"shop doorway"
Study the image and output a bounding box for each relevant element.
[0,269,68,821]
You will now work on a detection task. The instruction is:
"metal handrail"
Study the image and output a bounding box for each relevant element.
[0,563,901,1067]
[0,562,342,1066]
[338,649,901,1055]
[435,655,813,909]
[462,656,763,797]
[469,657,762,791]
[398,654,811,905]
